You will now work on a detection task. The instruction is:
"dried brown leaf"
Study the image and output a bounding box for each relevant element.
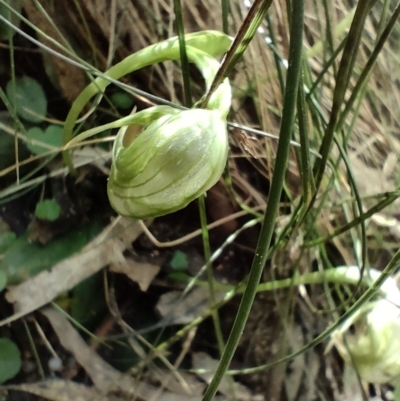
[3,380,117,401]
[42,307,208,401]
[156,288,224,326]
[192,352,260,401]
[109,258,160,292]
[2,217,145,326]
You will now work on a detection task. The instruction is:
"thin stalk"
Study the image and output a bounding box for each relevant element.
[306,37,346,99]
[305,191,399,246]
[71,0,99,67]
[312,0,372,190]
[322,0,335,61]
[265,13,285,94]
[175,6,227,380]
[155,260,398,369]
[173,0,192,106]
[22,319,45,379]
[0,12,179,113]
[174,6,223,357]
[201,0,274,107]
[336,0,400,134]
[32,0,74,49]
[296,72,315,206]
[335,138,367,279]
[198,196,225,355]
[7,7,18,184]
[202,0,305,399]
[221,0,230,34]
[230,248,400,374]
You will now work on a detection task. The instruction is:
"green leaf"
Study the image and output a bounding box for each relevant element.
[26,124,63,155]
[169,250,188,271]
[71,272,106,328]
[35,199,61,221]
[0,338,21,384]
[0,271,6,292]
[394,386,400,401]
[168,272,190,282]
[0,232,17,254]
[0,0,21,41]
[110,92,134,109]
[6,77,47,123]
[0,220,103,284]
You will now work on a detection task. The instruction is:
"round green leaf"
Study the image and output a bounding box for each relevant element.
[169,251,188,271]
[35,199,61,221]
[0,338,21,383]
[0,232,17,254]
[6,77,47,123]
[110,92,134,109]
[26,124,63,155]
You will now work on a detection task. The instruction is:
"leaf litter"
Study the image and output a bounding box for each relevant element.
[2,217,147,326]
[3,307,221,401]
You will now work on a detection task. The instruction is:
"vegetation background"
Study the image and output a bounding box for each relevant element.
[0,0,400,400]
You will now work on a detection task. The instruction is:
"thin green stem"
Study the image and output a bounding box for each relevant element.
[201,0,273,108]
[239,248,400,374]
[23,319,45,379]
[198,196,225,355]
[266,13,285,94]
[155,262,396,370]
[190,266,393,295]
[7,12,18,184]
[312,0,372,190]
[221,0,230,34]
[336,1,400,134]
[335,138,367,270]
[305,191,399,246]
[306,38,346,98]
[173,0,192,106]
[296,72,315,206]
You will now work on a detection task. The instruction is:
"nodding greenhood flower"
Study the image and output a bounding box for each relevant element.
[107,106,229,219]
[329,267,400,385]
[104,32,233,219]
[62,30,234,219]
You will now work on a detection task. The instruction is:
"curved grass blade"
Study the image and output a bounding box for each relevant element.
[201,0,273,108]
[227,250,400,377]
[312,0,374,190]
[296,73,315,206]
[305,191,400,247]
[221,0,230,34]
[336,1,400,134]
[173,0,192,106]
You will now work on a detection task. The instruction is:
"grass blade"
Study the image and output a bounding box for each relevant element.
[201,1,305,399]
[201,0,273,107]
[173,0,192,106]
[312,0,373,190]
